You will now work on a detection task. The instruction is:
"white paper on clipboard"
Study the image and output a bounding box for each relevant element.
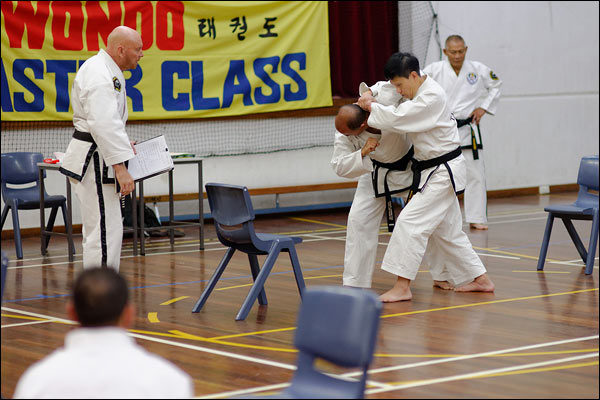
[127,135,174,181]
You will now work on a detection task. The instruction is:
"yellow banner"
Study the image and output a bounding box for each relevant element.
[1,1,332,121]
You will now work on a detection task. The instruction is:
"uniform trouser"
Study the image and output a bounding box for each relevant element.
[343,174,453,287]
[462,148,488,224]
[381,168,487,287]
[72,153,123,271]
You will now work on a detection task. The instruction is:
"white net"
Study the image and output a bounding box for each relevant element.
[398,1,440,63]
[1,116,336,158]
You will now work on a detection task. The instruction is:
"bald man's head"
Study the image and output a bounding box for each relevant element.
[106,26,143,71]
[335,104,369,136]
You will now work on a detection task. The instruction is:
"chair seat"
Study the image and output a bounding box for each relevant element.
[256,233,303,246]
[545,203,596,216]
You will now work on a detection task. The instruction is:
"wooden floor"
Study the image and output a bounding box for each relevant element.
[1,191,598,399]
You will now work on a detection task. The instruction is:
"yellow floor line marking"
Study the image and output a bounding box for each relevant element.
[147,312,160,323]
[196,288,600,344]
[374,348,599,358]
[215,274,343,291]
[385,360,598,386]
[160,296,190,305]
[211,327,297,340]
[472,246,563,263]
[512,270,571,274]
[289,217,347,229]
[1,313,49,321]
[168,330,298,353]
[381,288,598,319]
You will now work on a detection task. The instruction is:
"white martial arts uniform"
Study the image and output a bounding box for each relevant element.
[13,327,194,398]
[60,49,135,271]
[423,60,502,224]
[331,81,413,287]
[368,75,487,286]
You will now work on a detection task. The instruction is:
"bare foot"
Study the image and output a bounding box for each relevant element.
[379,279,412,302]
[470,223,488,230]
[433,280,454,290]
[455,273,495,292]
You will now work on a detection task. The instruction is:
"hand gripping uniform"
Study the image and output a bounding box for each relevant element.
[59,49,135,270]
[368,76,487,286]
[423,60,502,224]
[331,81,413,288]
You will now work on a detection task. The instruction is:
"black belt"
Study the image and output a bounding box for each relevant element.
[406,147,462,203]
[73,130,95,144]
[371,146,414,232]
[456,117,483,160]
[72,130,122,192]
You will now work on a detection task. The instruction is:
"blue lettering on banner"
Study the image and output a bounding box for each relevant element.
[13,59,45,112]
[281,52,307,101]
[162,61,190,111]
[1,60,13,112]
[253,56,281,104]
[222,60,253,108]
[46,60,77,112]
[125,65,144,111]
[191,61,220,110]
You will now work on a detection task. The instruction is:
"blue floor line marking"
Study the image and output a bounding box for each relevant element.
[3,264,344,303]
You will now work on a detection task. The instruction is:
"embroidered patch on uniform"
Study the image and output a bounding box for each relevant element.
[466,72,478,85]
[490,71,499,80]
[112,76,121,92]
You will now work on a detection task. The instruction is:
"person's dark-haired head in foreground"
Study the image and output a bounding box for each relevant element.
[68,267,131,327]
[13,266,194,398]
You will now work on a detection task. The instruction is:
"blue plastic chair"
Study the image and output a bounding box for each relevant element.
[1,152,71,259]
[537,155,599,275]
[192,183,306,321]
[281,286,382,399]
[1,251,7,302]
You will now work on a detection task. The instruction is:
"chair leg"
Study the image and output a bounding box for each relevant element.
[43,206,60,251]
[248,254,268,306]
[1,205,9,230]
[192,247,235,313]
[236,242,281,321]
[60,202,75,257]
[562,218,588,263]
[585,210,599,275]
[10,205,23,259]
[537,214,554,270]
[287,245,305,297]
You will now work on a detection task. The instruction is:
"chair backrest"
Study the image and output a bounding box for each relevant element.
[1,251,8,302]
[294,286,382,368]
[205,183,257,247]
[575,155,599,208]
[1,152,44,185]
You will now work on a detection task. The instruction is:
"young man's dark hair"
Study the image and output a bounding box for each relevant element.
[384,52,421,80]
[72,267,128,327]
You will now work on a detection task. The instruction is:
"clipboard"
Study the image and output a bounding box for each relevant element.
[127,135,174,181]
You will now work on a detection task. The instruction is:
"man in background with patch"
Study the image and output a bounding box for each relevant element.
[423,35,502,230]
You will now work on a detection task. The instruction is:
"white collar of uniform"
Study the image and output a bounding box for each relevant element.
[64,326,135,349]
[98,48,123,75]
[414,74,433,97]
[443,59,471,75]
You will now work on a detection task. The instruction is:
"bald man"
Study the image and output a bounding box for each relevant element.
[60,26,143,271]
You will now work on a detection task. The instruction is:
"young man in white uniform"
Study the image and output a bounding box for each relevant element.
[357,52,494,302]
[60,26,142,270]
[423,35,502,230]
[332,82,456,290]
[14,268,194,398]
